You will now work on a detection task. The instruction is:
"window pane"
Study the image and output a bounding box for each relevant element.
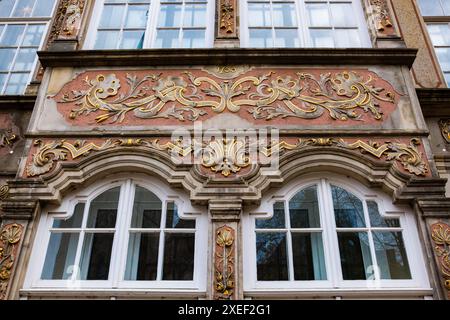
[182,30,205,48]
[436,48,450,71]
[41,233,79,280]
[367,201,400,228]
[124,5,149,28]
[120,30,145,49]
[99,5,124,29]
[373,231,411,279]
[256,232,288,280]
[155,29,179,48]
[22,24,45,46]
[443,0,450,15]
[0,49,16,71]
[33,0,54,17]
[310,29,334,48]
[86,187,120,228]
[53,203,85,228]
[183,4,206,27]
[12,48,36,71]
[338,232,373,280]
[0,73,7,93]
[335,29,361,48]
[0,0,15,18]
[272,4,296,27]
[249,29,273,48]
[162,233,195,280]
[256,201,285,229]
[0,25,4,38]
[332,185,366,228]
[292,233,326,280]
[130,186,162,228]
[289,186,320,228]
[418,0,444,16]
[248,3,271,27]
[306,3,330,27]
[166,202,195,228]
[445,72,450,86]
[4,73,29,94]
[12,0,34,17]
[125,233,159,280]
[427,24,450,46]
[80,233,114,280]
[94,31,120,49]
[158,4,182,27]
[274,29,299,47]
[1,25,25,46]
[331,3,354,27]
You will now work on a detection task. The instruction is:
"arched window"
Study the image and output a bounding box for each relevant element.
[24,176,207,296]
[244,175,431,297]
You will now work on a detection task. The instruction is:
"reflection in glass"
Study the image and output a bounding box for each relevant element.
[80,233,114,280]
[183,4,206,27]
[272,3,296,27]
[53,203,84,228]
[292,233,326,280]
[367,201,400,228]
[94,31,119,49]
[289,186,320,228]
[155,29,179,48]
[335,29,361,48]
[130,186,162,228]
[309,29,334,47]
[41,233,79,280]
[249,29,272,47]
[163,234,195,280]
[159,4,182,27]
[248,3,271,27]
[1,25,25,46]
[13,48,36,71]
[182,30,205,48]
[332,185,366,228]
[373,231,411,279]
[125,233,159,280]
[99,5,124,29]
[125,5,148,28]
[256,232,288,280]
[86,187,120,228]
[274,29,299,47]
[165,202,195,229]
[256,202,285,229]
[306,3,330,27]
[4,73,28,94]
[338,232,372,280]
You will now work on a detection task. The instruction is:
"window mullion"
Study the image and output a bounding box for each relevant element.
[284,200,295,281]
[156,200,168,281]
[363,199,381,281]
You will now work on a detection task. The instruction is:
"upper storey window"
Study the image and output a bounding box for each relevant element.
[0,0,55,94]
[240,0,371,48]
[86,0,214,49]
[419,0,450,86]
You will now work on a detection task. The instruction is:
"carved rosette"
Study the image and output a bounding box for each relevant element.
[214,225,235,300]
[439,119,450,144]
[369,0,397,36]
[217,0,237,38]
[0,224,24,300]
[431,223,450,292]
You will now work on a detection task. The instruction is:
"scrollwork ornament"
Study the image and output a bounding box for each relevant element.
[0,224,24,300]
[431,223,450,291]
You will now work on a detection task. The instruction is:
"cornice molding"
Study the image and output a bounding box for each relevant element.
[0,95,36,110]
[417,88,450,117]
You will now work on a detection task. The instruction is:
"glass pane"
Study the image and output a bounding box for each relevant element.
[306,3,330,27]
[272,3,296,27]
[12,48,36,71]
[332,185,366,228]
[130,186,162,228]
[120,30,145,49]
[274,29,299,47]
[335,29,361,48]
[1,25,25,46]
[367,201,400,228]
[0,73,7,93]
[338,232,373,280]
[158,4,182,27]
[292,233,326,280]
[86,187,120,228]
[0,25,4,38]
[94,31,120,49]
[162,233,195,280]
[182,30,205,48]
[436,47,450,71]
[428,24,450,46]
[41,233,79,280]
[249,29,273,48]
[183,4,206,27]
[99,5,125,29]
[166,202,195,228]
[124,233,159,280]
[22,24,45,46]
[53,203,85,228]
[80,233,114,280]
[310,29,334,48]
[289,186,320,228]
[373,231,411,279]
[12,0,34,17]
[155,29,179,48]
[0,0,15,18]
[4,73,29,94]
[256,202,285,229]
[248,3,271,27]
[445,72,450,86]
[256,232,288,280]
[418,0,444,16]
[33,0,54,16]
[125,5,149,28]
[330,3,354,27]
[0,49,16,71]
[443,0,450,15]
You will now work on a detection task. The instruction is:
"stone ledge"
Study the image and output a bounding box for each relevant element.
[417,88,450,117]
[0,95,36,110]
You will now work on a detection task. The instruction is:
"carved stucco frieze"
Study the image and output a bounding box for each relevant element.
[217,0,237,38]
[431,223,450,292]
[369,0,397,36]
[48,0,86,45]
[0,223,24,300]
[214,225,236,299]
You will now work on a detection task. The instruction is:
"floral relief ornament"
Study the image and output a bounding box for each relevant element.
[215,226,235,299]
[431,223,450,290]
[0,224,24,300]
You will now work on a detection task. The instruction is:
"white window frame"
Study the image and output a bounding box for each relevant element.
[243,173,431,296]
[239,0,371,48]
[23,174,207,294]
[0,0,56,94]
[84,0,215,49]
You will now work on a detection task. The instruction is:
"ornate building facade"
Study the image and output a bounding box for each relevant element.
[0,0,450,300]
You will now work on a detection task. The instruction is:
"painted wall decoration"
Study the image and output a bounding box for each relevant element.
[52,67,399,126]
[0,224,24,300]
[431,223,450,292]
[214,225,235,300]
